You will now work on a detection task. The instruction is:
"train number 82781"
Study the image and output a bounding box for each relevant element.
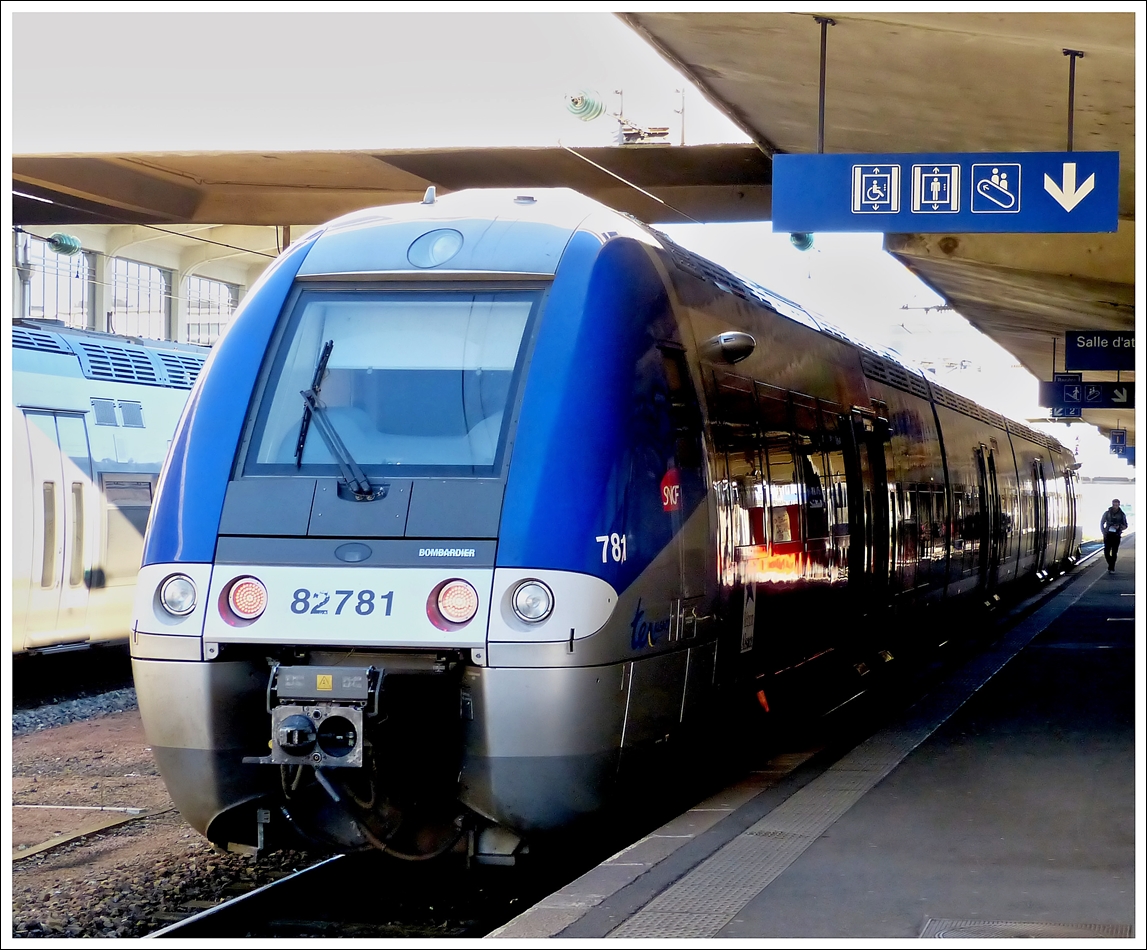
[290,589,394,616]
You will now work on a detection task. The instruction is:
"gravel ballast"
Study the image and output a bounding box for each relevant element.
[11,692,324,938]
[13,687,139,737]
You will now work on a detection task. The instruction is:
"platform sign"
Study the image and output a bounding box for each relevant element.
[1110,428,1128,453]
[1065,330,1136,371]
[1051,407,1082,418]
[1040,380,1134,410]
[772,152,1119,233]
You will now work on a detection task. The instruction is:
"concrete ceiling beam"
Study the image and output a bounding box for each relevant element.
[14,157,201,221]
[885,221,1135,288]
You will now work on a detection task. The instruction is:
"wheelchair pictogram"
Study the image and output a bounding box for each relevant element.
[852,164,900,213]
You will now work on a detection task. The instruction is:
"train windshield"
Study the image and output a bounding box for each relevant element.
[246,289,539,477]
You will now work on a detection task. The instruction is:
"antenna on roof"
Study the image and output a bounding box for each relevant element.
[422,186,436,205]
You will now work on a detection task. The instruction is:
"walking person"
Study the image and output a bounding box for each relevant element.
[1100,498,1128,573]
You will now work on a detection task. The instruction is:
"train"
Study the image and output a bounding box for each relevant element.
[12,320,208,654]
[130,188,1079,863]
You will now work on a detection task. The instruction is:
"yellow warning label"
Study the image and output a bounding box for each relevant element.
[316,674,333,691]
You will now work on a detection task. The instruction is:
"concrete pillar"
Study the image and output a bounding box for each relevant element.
[171,270,188,343]
[13,230,31,320]
[91,251,110,333]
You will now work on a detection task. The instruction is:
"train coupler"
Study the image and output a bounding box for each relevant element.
[243,664,383,769]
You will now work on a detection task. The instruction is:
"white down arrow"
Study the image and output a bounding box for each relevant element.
[1044,162,1096,212]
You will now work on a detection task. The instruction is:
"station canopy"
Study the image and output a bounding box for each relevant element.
[12,11,1135,442]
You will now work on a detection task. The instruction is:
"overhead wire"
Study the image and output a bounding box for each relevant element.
[557,142,704,224]
[13,198,280,258]
[138,224,277,259]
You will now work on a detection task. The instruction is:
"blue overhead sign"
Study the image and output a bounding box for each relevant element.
[772,152,1119,233]
[1065,330,1136,371]
[1039,380,1134,410]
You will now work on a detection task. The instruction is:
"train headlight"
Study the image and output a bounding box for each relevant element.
[407,228,464,268]
[160,575,197,617]
[427,579,479,630]
[438,580,479,624]
[512,580,554,623]
[228,577,268,621]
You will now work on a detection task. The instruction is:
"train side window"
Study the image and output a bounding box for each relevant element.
[55,414,94,480]
[798,437,829,540]
[102,477,155,585]
[950,489,965,554]
[712,373,764,546]
[916,488,933,584]
[41,482,56,588]
[817,410,850,578]
[898,485,919,587]
[959,487,979,575]
[91,398,118,426]
[659,346,702,469]
[70,483,84,587]
[766,437,800,547]
[751,386,800,555]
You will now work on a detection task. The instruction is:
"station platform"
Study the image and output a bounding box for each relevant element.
[492,544,1138,940]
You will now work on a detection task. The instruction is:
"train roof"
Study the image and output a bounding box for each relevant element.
[296,187,655,280]
[298,188,1069,457]
[13,319,209,390]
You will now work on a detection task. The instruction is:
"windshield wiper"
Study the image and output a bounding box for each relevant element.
[295,339,334,467]
[295,340,379,501]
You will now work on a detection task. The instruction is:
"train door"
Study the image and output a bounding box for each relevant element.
[22,411,94,651]
[895,485,918,594]
[847,409,890,607]
[976,444,1003,590]
[1064,465,1079,557]
[708,372,764,666]
[658,344,709,615]
[1032,459,1048,571]
[620,345,711,753]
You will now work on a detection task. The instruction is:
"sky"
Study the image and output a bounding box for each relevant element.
[4,4,1137,477]
[9,9,748,152]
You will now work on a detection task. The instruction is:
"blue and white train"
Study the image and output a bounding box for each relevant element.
[131,189,1079,862]
[12,321,207,655]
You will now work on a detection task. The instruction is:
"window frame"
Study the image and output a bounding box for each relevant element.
[240,281,547,481]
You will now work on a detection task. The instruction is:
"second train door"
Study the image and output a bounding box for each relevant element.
[975,444,1005,590]
[1032,459,1049,572]
[21,410,95,651]
[847,409,891,611]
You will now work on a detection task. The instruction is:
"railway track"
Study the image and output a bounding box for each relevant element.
[13,643,134,712]
[147,852,550,938]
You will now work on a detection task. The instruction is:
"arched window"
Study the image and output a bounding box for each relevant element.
[109,257,171,340]
[23,235,92,328]
[185,275,238,344]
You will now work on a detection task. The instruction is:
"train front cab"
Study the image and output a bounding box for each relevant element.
[130,194,703,854]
